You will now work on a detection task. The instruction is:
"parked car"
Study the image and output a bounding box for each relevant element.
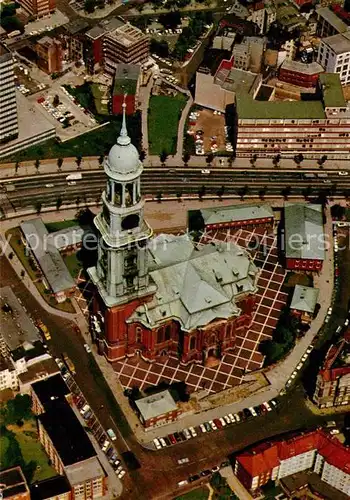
[107,428,117,441]
[204,422,212,432]
[249,407,258,417]
[118,470,126,479]
[209,420,217,431]
[200,424,207,433]
[189,474,200,482]
[214,418,222,429]
[200,469,211,477]
[102,440,110,452]
[263,402,272,412]
[159,437,167,447]
[228,413,236,423]
[223,415,231,425]
[183,428,191,440]
[84,343,91,353]
[169,434,177,445]
[219,417,227,427]
[189,426,197,437]
[153,438,162,450]
[174,432,182,442]
[234,413,241,422]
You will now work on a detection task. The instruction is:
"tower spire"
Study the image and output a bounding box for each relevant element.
[117,94,131,146]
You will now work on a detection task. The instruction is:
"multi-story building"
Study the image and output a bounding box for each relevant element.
[0,355,18,390]
[103,23,149,76]
[279,60,324,88]
[234,429,350,496]
[31,476,71,500]
[313,331,350,408]
[316,6,349,37]
[33,377,107,500]
[87,106,259,365]
[248,2,267,34]
[0,43,18,144]
[112,63,140,115]
[188,204,274,232]
[317,32,350,86]
[234,73,350,160]
[18,0,55,18]
[35,37,63,74]
[283,203,325,272]
[0,467,30,500]
[231,37,266,73]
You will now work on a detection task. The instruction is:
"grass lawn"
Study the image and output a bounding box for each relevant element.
[283,272,313,288]
[2,114,141,163]
[0,435,10,468]
[63,252,82,279]
[148,94,187,155]
[45,219,78,233]
[175,487,209,500]
[8,421,56,483]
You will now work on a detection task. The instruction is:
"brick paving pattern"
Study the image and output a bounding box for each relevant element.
[112,226,288,394]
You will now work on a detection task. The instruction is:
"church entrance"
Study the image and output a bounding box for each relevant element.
[205,346,220,367]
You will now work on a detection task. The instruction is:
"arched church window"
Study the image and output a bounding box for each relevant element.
[157,328,164,344]
[126,275,134,289]
[136,327,142,343]
[121,214,140,231]
[189,336,196,350]
[125,183,133,207]
[165,325,171,341]
[211,334,216,345]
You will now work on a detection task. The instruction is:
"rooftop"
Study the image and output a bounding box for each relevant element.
[106,23,148,48]
[130,234,258,331]
[236,94,326,120]
[63,19,89,35]
[135,390,178,421]
[322,31,350,54]
[281,471,349,500]
[113,64,140,95]
[30,476,71,500]
[0,467,29,499]
[216,67,261,95]
[86,17,124,39]
[290,285,319,314]
[198,204,274,226]
[17,359,60,387]
[284,203,325,261]
[47,225,84,250]
[65,456,105,485]
[319,73,346,108]
[20,218,76,294]
[281,60,324,75]
[0,42,11,59]
[31,373,70,411]
[38,399,96,466]
[316,6,348,34]
[0,286,40,351]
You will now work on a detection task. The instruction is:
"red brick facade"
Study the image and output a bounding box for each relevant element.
[279,67,321,88]
[286,258,323,272]
[95,294,257,364]
[143,408,182,428]
[206,217,273,231]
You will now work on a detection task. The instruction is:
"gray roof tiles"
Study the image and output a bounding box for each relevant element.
[290,285,319,313]
[135,390,177,420]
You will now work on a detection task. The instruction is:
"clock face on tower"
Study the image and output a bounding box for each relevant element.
[121,214,140,231]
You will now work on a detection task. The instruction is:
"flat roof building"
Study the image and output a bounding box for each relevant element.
[30,476,71,500]
[279,60,324,88]
[20,219,76,302]
[283,203,325,272]
[0,467,30,500]
[31,373,71,415]
[316,6,349,37]
[0,43,18,144]
[317,32,350,86]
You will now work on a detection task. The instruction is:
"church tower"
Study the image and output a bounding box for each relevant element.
[88,103,156,358]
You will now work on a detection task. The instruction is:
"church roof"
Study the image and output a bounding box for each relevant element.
[128,234,258,331]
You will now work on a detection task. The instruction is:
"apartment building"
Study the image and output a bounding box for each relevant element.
[317,32,350,86]
[0,467,30,500]
[316,6,349,37]
[32,376,107,500]
[18,0,55,18]
[31,476,71,500]
[234,429,350,496]
[36,37,63,75]
[234,73,350,160]
[313,331,350,408]
[0,44,18,144]
[0,355,18,390]
[112,63,140,114]
[103,23,149,75]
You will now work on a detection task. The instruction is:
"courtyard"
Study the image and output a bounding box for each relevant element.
[187,108,226,155]
[113,226,288,394]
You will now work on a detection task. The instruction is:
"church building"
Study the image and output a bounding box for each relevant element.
[88,105,259,365]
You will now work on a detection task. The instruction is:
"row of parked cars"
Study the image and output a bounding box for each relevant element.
[178,461,230,487]
[76,398,126,480]
[154,399,279,449]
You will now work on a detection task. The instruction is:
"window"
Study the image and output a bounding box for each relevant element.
[157,328,164,343]
[165,325,171,341]
[136,327,142,343]
[189,336,196,350]
[125,183,134,206]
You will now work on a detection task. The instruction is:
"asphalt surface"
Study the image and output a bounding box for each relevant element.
[1,246,349,499]
[2,168,350,214]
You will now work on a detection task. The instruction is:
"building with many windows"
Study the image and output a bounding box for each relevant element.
[313,331,350,408]
[283,203,325,272]
[233,73,350,160]
[112,64,140,115]
[316,6,349,37]
[35,37,63,75]
[317,32,350,86]
[32,376,107,500]
[279,60,324,88]
[135,390,182,428]
[18,0,55,18]
[103,23,149,76]
[0,43,18,144]
[88,104,259,365]
[234,429,350,496]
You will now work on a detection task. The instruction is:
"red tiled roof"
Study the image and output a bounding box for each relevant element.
[237,442,279,476]
[319,365,350,382]
[237,429,350,478]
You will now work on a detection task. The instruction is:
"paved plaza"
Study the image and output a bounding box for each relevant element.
[112,226,288,394]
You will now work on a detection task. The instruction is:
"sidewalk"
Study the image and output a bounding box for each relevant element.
[220,467,254,500]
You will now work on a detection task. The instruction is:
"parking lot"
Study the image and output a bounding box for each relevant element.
[187,108,227,155]
[24,10,69,36]
[113,225,288,394]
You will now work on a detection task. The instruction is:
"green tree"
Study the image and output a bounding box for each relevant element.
[260,340,285,364]
[259,186,267,200]
[156,191,162,203]
[35,201,42,215]
[53,94,60,107]
[76,155,83,169]
[198,185,206,200]
[159,150,168,166]
[15,161,20,174]
[98,154,104,166]
[57,157,63,170]
[182,152,191,166]
[56,196,63,211]
[84,0,96,13]
[206,153,214,165]
[34,159,40,173]
[238,185,249,201]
